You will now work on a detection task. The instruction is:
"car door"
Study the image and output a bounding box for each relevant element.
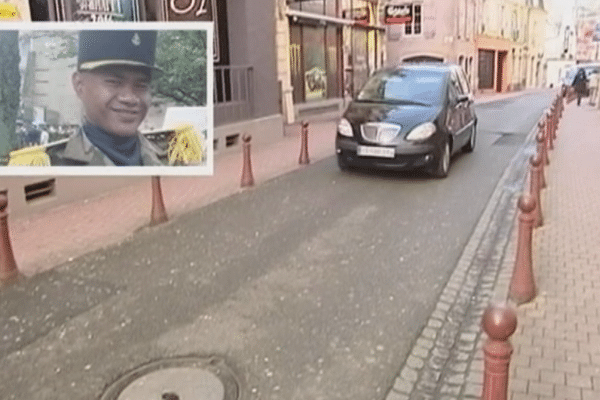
[446,70,466,149]
[456,67,476,138]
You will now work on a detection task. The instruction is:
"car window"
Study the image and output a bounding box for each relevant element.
[447,77,460,103]
[454,68,471,94]
[455,67,471,94]
[450,70,465,95]
[356,69,446,105]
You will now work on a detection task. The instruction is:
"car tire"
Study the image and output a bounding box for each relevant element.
[337,154,350,171]
[432,139,450,179]
[462,123,476,153]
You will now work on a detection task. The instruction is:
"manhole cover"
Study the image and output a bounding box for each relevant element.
[99,356,240,400]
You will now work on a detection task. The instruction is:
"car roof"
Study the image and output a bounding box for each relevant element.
[398,62,457,71]
[378,63,455,75]
[568,63,600,72]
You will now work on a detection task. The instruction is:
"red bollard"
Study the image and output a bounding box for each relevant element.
[299,121,310,165]
[557,95,563,120]
[481,304,518,400]
[150,176,168,226]
[546,110,554,151]
[536,132,547,189]
[538,119,549,167]
[530,154,544,228]
[0,191,19,284]
[509,194,537,304]
[241,133,255,188]
[552,101,558,140]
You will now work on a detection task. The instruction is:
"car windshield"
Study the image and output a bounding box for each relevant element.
[356,69,446,106]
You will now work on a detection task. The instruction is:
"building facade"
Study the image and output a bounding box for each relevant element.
[385,0,479,91]
[277,0,387,123]
[3,0,285,217]
[383,0,546,94]
[475,0,546,92]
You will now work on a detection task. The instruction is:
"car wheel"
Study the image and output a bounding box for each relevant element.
[462,123,476,153]
[432,139,450,178]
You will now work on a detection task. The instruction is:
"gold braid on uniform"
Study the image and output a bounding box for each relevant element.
[7,145,51,166]
[167,124,206,166]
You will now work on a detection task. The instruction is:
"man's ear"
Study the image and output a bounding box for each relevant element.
[72,71,84,98]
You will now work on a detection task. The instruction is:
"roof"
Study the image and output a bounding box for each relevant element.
[391,62,460,76]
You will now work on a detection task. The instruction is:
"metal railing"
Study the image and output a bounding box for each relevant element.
[214,65,254,126]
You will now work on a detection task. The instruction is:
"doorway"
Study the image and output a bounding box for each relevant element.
[496,51,507,92]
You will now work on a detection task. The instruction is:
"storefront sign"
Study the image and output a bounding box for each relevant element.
[344,6,369,25]
[163,0,220,62]
[384,4,411,24]
[54,0,141,21]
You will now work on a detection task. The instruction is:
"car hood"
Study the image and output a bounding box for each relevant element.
[344,101,443,132]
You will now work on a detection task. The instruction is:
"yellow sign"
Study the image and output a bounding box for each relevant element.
[7,145,51,166]
[0,3,19,19]
[167,124,206,166]
[305,67,327,100]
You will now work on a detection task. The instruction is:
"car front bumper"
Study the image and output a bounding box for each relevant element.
[335,136,439,171]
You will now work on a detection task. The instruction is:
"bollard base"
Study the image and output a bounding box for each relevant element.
[0,271,25,288]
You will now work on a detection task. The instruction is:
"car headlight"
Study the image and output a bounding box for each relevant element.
[337,118,353,137]
[405,122,436,141]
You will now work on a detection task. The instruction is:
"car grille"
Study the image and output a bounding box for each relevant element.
[360,122,402,144]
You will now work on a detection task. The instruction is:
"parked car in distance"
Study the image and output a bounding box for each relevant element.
[335,63,477,178]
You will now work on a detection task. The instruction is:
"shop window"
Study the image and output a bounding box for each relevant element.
[404,4,422,35]
[325,0,337,17]
[288,0,325,15]
[326,26,341,98]
[290,24,304,103]
[290,22,344,103]
[303,25,327,101]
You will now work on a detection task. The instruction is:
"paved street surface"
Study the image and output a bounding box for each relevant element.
[2,88,590,400]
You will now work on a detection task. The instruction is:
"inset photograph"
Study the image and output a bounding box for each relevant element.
[0,22,213,175]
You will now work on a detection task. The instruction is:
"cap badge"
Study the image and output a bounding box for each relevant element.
[132,33,141,46]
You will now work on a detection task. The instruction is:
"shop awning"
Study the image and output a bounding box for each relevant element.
[286,9,355,26]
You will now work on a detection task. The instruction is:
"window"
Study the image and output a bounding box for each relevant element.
[404,4,422,35]
[357,69,446,105]
[450,70,465,96]
[456,67,471,94]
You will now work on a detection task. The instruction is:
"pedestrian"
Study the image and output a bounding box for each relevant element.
[53,30,165,166]
[25,123,41,145]
[572,68,588,107]
[39,126,49,145]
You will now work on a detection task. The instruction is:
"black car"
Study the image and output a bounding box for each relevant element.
[335,63,477,178]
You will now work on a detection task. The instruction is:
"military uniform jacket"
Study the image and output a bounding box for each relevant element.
[54,127,164,166]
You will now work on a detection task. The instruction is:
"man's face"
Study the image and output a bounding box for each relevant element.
[72,66,152,136]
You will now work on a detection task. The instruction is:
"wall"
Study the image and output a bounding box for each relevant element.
[227,0,280,120]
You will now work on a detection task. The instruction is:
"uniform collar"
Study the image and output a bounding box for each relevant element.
[62,126,164,166]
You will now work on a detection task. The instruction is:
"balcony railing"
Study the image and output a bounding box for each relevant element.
[214,65,254,126]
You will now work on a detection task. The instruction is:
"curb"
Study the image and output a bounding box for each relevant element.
[385,99,550,400]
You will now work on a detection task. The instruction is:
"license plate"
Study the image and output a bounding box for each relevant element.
[357,145,395,158]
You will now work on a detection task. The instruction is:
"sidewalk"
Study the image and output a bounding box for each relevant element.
[475,88,542,104]
[8,120,337,277]
[507,100,600,400]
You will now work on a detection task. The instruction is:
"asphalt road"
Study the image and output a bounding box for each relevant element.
[0,90,556,400]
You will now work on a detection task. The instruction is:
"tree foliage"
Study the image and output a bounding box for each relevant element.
[153,30,207,106]
[0,31,21,160]
[19,30,77,61]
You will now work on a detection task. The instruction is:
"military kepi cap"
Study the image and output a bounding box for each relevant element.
[77,30,161,72]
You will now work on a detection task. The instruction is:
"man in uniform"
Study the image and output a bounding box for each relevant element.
[54,29,165,166]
